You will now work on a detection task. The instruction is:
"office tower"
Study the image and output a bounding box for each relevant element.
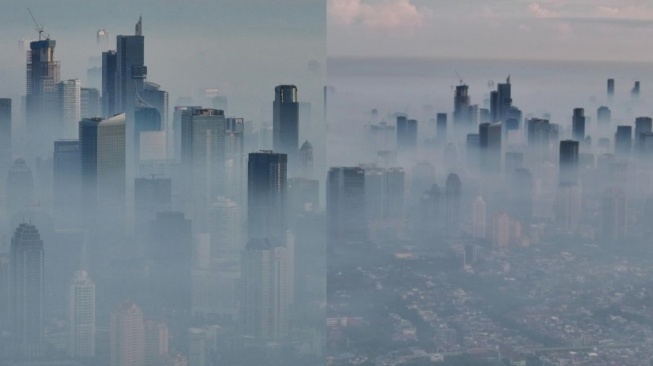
[6,158,34,214]
[225,118,245,203]
[635,117,652,153]
[10,223,44,358]
[53,140,82,229]
[79,114,126,219]
[102,50,117,116]
[144,319,168,366]
[615,125,632,156]
[572,108,585,142]
[181,108,226,228]
[134,176,172,224]
[505,106,522,131]
[115,17,146,116]
[527,118,550,147]
[327,167,366,245]
[0,98,12,173]
[240,237,292,340]
[58,79,81,139]
[25,39,60,155]
[299,140,314,179]
[148,212,192,317]
[640,133,653,157]
[559,140,579,184]
[273,85,299,165]
[110,301,145,366]
[480,108,491,124]
[601,187,626,243]
[81,88,101,118]
[209,197,243,262]
[607,78,615,99]
[632,81,640,98]
[172,106,201,160]
[134,106,161,161]
[597,106,611,126]
[436,113,447,143]
[487,122,502,171]
[248,151,288,240]
[68,270,95,358]
[453,84,471,128]
[556,182,581,233]
[490,76,512,122]
[472,196,486,239]
[445,174,462,237]
[396,116,418,151]
[141,81,169,134]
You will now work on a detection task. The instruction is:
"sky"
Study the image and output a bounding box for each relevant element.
[328,0,653,61]
[0,0,325,125]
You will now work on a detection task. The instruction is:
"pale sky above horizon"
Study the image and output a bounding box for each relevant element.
[328,0,653,61]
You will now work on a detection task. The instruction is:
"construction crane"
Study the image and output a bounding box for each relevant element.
[455,70,464,85]
[28,8,49,41]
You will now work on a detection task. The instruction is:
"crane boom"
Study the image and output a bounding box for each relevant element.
[27,8,45,40]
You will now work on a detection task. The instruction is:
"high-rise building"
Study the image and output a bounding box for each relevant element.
[26,39,60,136]
[445,174,462,237]
[327,167,366,245]
[299,140,314,179]
[102,50,117,117]
[0,98,12,172]
[172,105,201,160]
[134,106,161,161]
[58,79,81,139]
[635,117,652,153]
[68,270,96,358]
[601,187,626,243]
[527,118,550,148]
[597,106,611,126]
[490,76,512,122]
[559,140,579,184]
[110,301,145,366]
[632,81,640,98]
[615,125,632,156]
[273,85,299,166]
[209,197,243,263]
[225,118,245,204]
[10,223,44,358]
[53,140,82,229]
[240,237,292,340]
[572,108,585,142]
[6,158,34,215]
[436,113,447,143]
[81,88,101,119]
[97,113,127,216]
[607,78,615,99]
[115,17,146,117]
[181,108,226,229]
[396,116,418,151]
[472,196,486,239]
[248,151,288,240]
[479,122,502,172]
[453,84,471,128]
[144,319,168,366]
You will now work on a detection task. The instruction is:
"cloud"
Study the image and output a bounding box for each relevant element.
[529,3,559,18]
[329,0,425,29]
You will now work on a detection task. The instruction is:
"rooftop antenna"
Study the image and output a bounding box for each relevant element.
[27,8,48,41]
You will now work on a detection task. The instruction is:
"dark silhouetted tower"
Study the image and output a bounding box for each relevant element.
[273,85,299,165]
[572,108,585,141]
[0,98,12,173]
[396,116,418,151]
[436,113,447,143]
[559,140,579,184]
[615,125,632,156]
[248,151,288,240]
[101,50,117,117]
[53,140,82,229]
[10,223,44,358]
[607,78,614,99]
[327,167,366,245]
[453,84,471,128]
[597,106,611,126]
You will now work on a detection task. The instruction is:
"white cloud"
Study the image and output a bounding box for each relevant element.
[329,0,425,29]
[529,3,559,18]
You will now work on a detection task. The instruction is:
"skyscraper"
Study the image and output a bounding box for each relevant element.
[273,85,299,166]
[490,76,512,122]
[26,38,61,157]
[597,106,611,126]
[144,319,168,366]
[615,125,632,156]
[248,151,288,240]
[81,87,101,119]
[0,98,12,173]
[572,108,585,142]
[97,113,127,216]
[436,113,447,143]
[559,140,579,184]
[635,117,652,153]
[240,237,292,341]
[396,116,418,151]
[225,118,245,204]
[453,84,471,128]
[209,197,243,263]
[327,167,366,245]
[58,79,81,139]
[68,270,96,358]
[110,301,145,366]
[10,223,44,358]
[299,140,314,179]
[102,50,117,117]
[115,17,146,117]
[53,140,82,229]
[607,78,615,99]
